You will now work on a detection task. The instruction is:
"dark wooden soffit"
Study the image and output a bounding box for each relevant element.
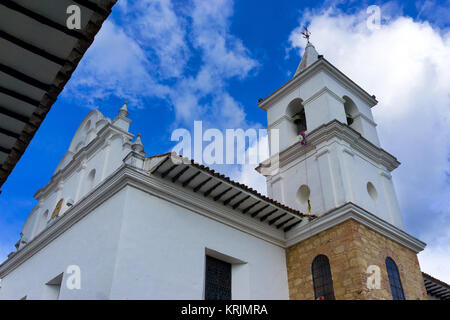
[0,0,118,190]
[423,272,450,300]
[149,152,316,233]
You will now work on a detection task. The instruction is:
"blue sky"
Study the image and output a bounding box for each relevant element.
[1,0,450,282]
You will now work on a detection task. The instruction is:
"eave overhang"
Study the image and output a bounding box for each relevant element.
[0,158,315,277]
[257,119,400,174]
[423,272,450,300]
[147,153,316,233]
[0,0,118,189]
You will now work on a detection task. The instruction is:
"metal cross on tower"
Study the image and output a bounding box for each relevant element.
[301,26,311,43]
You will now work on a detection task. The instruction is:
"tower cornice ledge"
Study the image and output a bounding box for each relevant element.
[285,202,426,253]
[257,120,400,175]
[258,58,378,111]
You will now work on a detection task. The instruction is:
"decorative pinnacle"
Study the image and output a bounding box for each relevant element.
[119,101,129,117]
[132,133,144,153]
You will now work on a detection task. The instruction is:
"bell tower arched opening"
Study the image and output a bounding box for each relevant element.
[286,98,307,134]
[343,96,358,127]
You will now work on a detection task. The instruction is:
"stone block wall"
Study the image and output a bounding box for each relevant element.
[286,219,427,300]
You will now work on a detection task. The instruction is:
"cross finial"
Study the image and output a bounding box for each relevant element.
[301,26,311,43]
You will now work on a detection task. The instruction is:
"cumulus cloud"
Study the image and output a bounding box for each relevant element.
[123,0,190,79]
[64,20,169,107]
[287,4,450,282]
[66,0,258,130]
[228,133,269,195]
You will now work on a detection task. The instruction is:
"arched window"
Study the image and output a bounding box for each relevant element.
[385,257,405,300]
[312,254,335,300]
[287,98,307,134]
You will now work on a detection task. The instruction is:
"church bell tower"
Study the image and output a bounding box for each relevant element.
[256,34,427,301]
[257,40,403,229]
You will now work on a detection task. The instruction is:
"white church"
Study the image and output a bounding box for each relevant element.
[0,42,430,300]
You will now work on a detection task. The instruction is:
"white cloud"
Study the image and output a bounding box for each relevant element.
[419,233,450,283]
[124,0,190,79]
[228,133,269,196]
[66,0,258,130]
[165,0,258,128]
[65,20,169,107]
[288,5,450,282]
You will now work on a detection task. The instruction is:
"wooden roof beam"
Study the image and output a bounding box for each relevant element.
[182,171,201,187]
[0,30,66,66]
[251,204,270,218]
[193,177,212,193]
[213,187,232,201]
[0,63,51,91]
[269,213,287,225]
[203,182,222,197]
[232,195,250,210]
[276,217,294,229]
[260,209,278,222]
[1,0,85,40]
[171,166,189,183]
[284,220,301,232]
[242,200,261,214]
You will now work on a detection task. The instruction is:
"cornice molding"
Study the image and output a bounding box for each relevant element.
[267,115,292,130]
[0,166,425,278]
[353,111,377,127]
[0,165,288,278]
[258,58,378,111]
[302,86,345,106]
[275,120,400,172]
[285,202,426,253]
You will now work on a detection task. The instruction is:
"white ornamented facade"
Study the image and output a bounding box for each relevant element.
[0,44,429,300]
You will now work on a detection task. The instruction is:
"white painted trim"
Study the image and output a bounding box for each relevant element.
[1,162,424,278]
[259,59,377,110]
[353,112,377,127]
[267,115,293,129]
[280,120,399,172]
[0,165,290,277]
[285,202,426,253]
[302,86,345,106]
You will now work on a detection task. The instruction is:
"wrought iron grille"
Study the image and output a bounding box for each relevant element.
[386,257,405,300]
[312,254,335,300]
[205,255,232,300]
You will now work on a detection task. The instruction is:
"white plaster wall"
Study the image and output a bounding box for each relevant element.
[1,185,290,300]
[0,189,128,300]
[270,140,403,228]
[23,128,132,243]
[108,186,290,300]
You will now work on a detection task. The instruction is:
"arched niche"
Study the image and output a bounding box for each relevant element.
[40,210,49,230]
[68,110,106,153]
[84,169,96,194]
[286,98,307,134]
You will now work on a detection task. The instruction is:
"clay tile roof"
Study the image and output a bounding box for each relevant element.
[149,152,316,220]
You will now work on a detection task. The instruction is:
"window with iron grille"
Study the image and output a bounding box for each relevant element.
[385,257,405,300]
[205,255,231,300]
[312,254,335,300]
